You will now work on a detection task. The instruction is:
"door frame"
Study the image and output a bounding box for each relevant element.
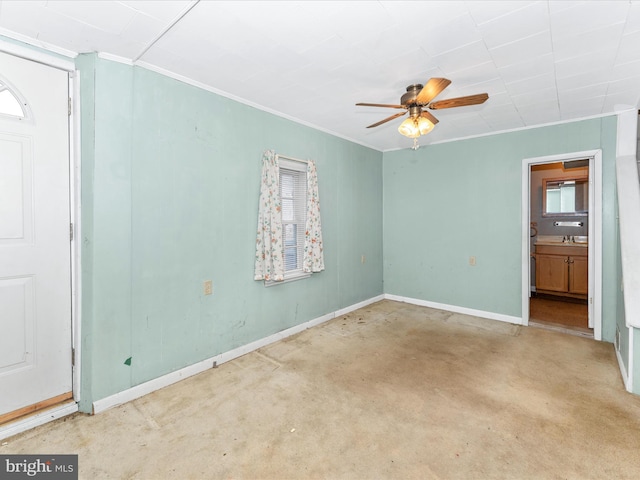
[0,40,81,436]
[521,149,602,340]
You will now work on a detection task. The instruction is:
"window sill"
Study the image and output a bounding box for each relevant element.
[264,271,311,287]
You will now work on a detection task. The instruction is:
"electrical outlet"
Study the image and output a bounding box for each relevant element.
[361,255,366,264]
[469,256,476,266]
[203,280,213,295]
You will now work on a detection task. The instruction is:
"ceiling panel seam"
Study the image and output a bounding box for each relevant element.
[132,0,200,63]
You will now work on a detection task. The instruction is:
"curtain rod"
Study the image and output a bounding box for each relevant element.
[277,154,309,164]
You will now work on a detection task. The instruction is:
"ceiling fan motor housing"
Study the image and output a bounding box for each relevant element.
[408,105,422,118]
[401,84,424,105]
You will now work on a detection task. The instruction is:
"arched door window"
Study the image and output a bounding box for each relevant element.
[0,80,27,119]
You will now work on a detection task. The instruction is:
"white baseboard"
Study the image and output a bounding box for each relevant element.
[615,346,631,392]
[627,327,634,393]
[91,357,217,414]
[384,294,523,325]
[0,402,78,441]
[335,294,385,317]
[92,294,385,414]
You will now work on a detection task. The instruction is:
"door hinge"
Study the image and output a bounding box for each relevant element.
[70,223,74,241]
[68,98,71,116]
[72,348,75,366]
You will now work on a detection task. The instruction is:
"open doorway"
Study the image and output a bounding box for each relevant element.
[529,161,590,335]
[521,150,602,341]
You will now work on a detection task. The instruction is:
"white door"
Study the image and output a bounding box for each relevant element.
[0,51,72,420]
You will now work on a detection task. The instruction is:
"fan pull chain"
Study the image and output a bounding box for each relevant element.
[412,138,420,150]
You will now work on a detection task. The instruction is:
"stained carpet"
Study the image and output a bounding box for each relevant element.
[2,300,638,479]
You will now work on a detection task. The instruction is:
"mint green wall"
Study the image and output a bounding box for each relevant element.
[383,118,620,342]
[78,55,383,411]
[76,54,96,409]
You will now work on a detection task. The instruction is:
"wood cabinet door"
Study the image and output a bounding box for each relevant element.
[569,256,588,295]
[536,254,568,293]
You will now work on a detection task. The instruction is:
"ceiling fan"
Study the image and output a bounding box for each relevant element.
[356,78,488,147]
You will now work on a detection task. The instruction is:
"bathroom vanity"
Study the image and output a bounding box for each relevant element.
[534,236,588,299]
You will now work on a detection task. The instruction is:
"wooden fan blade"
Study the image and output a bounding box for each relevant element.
[366,111,407,128]
[415,78,451,104]
[428,93,489,110]
[420,110,439,125]
[356,102,406,109]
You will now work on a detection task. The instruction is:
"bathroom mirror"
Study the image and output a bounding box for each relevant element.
[542,177,588,216]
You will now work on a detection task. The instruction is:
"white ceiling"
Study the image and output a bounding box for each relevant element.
[1,0,639,151]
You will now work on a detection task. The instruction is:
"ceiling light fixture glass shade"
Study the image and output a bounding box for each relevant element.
[398,117,420,138]
[417,116,434,135]
[398,115,434,138]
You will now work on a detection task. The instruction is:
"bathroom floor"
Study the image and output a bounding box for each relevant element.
[530,293,590,332]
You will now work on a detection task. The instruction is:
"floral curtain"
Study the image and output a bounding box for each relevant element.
[303,160,325,273]
[254,150,284,282]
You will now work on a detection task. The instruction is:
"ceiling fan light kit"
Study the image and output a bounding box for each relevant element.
[356,77,489,149]
[397,116,434,138]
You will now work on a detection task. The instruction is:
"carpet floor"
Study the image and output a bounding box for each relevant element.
[2,300,639,479]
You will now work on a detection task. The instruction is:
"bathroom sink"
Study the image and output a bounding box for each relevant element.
[535,234,587,246]
[535,235,563,244]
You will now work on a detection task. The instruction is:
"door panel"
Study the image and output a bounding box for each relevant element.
[0,134,33,242]
[0,276,34,375]
[0,51,71,418]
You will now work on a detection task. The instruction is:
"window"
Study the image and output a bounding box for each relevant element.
[279,158,308,280]
[254,149,324,285]
[0,81,26,119]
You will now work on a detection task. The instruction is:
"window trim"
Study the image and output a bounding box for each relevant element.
[264,271,311,287]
